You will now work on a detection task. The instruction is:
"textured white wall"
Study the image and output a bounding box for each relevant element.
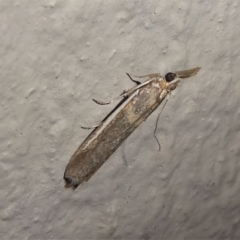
[1,0,240,239]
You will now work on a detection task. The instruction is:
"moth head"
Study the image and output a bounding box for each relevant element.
[165,72,177,83]
[165,67,201,90]
[164,72,180,91]
[165,67,201,82]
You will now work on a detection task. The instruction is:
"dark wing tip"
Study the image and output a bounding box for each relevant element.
[64,176,79,190]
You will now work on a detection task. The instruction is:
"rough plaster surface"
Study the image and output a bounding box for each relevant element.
[1,0,240,239]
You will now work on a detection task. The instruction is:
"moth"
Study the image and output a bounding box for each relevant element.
[64,67,201,190]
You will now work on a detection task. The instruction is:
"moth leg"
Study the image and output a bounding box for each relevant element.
[153,92,171,151]
[126,73,141,85]
[94,73,142,106]
[92,89,129,105]
[93,75,157,105]
[82,96,128,130]
[81,124,99,130]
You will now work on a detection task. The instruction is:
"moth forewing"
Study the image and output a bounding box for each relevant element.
[64,67,201,190]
